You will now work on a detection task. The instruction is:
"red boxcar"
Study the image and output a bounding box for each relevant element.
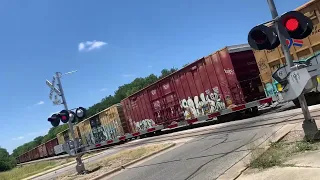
[45,138,59,156]
[121,44,266,133]
[38,144,48,158]
[32,147,40,160]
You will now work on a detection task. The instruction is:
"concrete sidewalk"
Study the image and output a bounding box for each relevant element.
[237,150,320,180]
[236,117,320,180]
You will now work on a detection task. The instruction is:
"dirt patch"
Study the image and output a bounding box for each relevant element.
[57,143,173,180]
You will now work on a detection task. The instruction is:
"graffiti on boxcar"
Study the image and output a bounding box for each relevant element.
[135,119,156,131]
[257,58,268,71]
[224,69,235,75]
[81,124,121,146]
[180,87,226,120]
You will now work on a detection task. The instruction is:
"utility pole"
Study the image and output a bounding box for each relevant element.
[55,72,86,173]
[266,0,319,140]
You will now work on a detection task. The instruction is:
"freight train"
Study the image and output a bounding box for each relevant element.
[16,44,272,164]
[16,0,320,164]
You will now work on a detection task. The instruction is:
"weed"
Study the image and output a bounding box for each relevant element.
[294,141,318,152]
[248,140,319,169]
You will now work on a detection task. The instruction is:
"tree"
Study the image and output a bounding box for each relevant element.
[159,68,178,79]
[0,147,16,171]
[12,124,68,158]
[33,136,44,146]
[183,63,189,67]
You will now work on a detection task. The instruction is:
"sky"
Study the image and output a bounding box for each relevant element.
[0,0,310,153]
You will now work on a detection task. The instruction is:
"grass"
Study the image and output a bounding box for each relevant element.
[58,143,173,180]
[249,140,320,169]
[0,153,96,180]
[0,161,58,180]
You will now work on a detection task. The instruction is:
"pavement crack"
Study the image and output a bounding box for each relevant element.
[184,133,258,180]
[199,134,229,153]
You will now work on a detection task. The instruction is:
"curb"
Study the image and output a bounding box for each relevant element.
[22,149,107,180]
[217,123,299,180]
[91,143,176,180]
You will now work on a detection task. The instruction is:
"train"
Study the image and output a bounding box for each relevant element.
[16,44,272,164]
[16,0,320,164]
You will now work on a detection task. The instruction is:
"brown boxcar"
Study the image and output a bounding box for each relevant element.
[45,138,59,156]
[38,144,48,158]
[77,104,129,146]
[253,0,320,97]
[121,44,265,133]
[30,148,40,160]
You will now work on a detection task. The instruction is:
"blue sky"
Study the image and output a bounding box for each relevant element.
[0,0,309,153]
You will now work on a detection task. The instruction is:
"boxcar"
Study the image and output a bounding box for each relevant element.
[57,131,66,145]
[38,144,48,158]
[77,104,129,146]
[45,138,59,157]
[31,148,40,160]
[121,44,266,133]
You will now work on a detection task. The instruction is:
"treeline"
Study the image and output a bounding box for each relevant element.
[0,147,16,172]
[10,68,178,161]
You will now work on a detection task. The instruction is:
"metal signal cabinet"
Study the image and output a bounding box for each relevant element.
[121,44,266,134]
[252,0,320,98]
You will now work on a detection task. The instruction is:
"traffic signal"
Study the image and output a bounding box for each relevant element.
[48,107,86,127]
[248,25,280,50]
[48,114,60,127]
[248,11,313,50]
[60,110,70,123]
[279,11,313,39]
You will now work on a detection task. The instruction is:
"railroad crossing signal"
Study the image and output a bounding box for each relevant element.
[46,78,62,105]
[252,0,320,141]
[48,107,87,127]
[248,11,313,50]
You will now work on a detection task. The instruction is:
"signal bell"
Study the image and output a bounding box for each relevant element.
[248,25,280,50]
[279,11,313,39]
[75,107,86,119]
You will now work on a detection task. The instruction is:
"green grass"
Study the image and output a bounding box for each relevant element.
[0,161,57,180]
[249,140,320,169]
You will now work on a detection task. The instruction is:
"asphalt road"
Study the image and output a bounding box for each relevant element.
[104,105,320,180]
[33,104,320,180]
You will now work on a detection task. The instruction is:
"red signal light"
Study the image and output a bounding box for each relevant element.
[61,115,67,121]
[60,110,70,123]
[285,18,299,31]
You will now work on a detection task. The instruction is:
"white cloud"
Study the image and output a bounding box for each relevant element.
[122,74,135,78]
[100,88,108,92]
[12,136,24,141]
[147,65,152,68]
[36,101,44,105]
[78,40,107,52]
[78,43,85,51]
